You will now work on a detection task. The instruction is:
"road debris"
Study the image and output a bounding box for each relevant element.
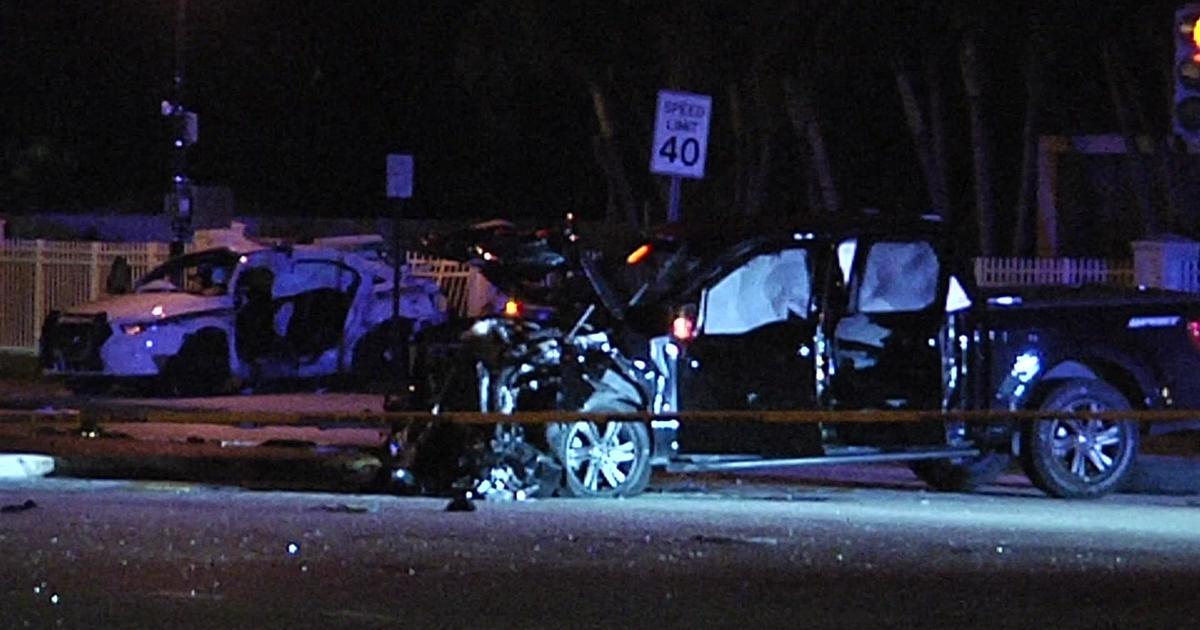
[445,490,477,512]
[314,502,375,514]
[0,499,38,513]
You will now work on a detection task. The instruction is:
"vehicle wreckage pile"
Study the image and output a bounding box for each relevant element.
[390,218,660,501]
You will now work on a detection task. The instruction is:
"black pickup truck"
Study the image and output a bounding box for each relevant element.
[627,215,1200,498]
[406,216,1200,500]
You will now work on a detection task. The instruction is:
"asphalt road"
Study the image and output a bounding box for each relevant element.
[2,473,1200,630]
[3,381,1200,628]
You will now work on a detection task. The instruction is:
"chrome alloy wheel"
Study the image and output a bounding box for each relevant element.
[1046,404,1129,483]
[563,422,641,493]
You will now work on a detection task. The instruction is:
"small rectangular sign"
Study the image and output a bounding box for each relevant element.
[649,90,712,179]
[386,154,414,199]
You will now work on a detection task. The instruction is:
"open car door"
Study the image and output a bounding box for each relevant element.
[234,251,361,376]
[823,237,947,411]
[675,244,823,455]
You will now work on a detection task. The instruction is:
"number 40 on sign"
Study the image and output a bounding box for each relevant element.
[649,90,712,179]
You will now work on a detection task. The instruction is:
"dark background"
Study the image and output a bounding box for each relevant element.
[0,1,1191,234]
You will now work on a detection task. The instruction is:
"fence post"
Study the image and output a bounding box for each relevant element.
[89,241,101,300]
[33,240,45,344]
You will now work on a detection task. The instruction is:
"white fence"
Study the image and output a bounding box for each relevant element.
[1171,259,1200,293]
[973,257,1135,288]
[404,251,493,318]
[0,240,172,350]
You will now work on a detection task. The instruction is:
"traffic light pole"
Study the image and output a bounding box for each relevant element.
[168,0,191,260]
[1174,4,1200,147]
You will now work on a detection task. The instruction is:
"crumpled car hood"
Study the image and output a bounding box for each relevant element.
[62,292,230,324]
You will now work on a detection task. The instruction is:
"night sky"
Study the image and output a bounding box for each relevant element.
[0,1,1191,229]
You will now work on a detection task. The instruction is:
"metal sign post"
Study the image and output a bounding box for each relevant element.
[385,154,414,407]
[165,0,193,261]
[649,90,712,224]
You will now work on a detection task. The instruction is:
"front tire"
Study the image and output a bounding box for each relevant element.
[551,420,652,498]
[1021,378,1139,499]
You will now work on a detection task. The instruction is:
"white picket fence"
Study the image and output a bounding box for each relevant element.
[973,257,1136,288]
[0,240,172,350]
[404,251,493,318]
[1171,259,1200,293]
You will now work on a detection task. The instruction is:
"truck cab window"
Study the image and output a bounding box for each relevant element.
[854,241,939,314]
[701,248,810,335]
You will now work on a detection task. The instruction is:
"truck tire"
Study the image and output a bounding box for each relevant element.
[1021,378,1139,499]
[909,451,1012,492]
[550,419,652,498]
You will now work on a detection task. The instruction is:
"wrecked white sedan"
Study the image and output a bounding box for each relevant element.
[39,244,447,395]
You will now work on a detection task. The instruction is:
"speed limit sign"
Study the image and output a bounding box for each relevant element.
[649,90,712,179]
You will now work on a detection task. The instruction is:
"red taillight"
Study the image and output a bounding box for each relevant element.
[670,305,697,341]
[503,298,523,318]
[671,314,695,341]
[1188,319,1200,352]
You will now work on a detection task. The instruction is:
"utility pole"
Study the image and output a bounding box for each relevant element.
[165,0,195,260]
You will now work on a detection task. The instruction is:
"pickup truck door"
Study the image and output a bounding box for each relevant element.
[675,245,823,454]
[823,237,946,411]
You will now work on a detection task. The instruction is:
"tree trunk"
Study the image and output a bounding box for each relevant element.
[588,81,640,228]
[1012,35,1044,256]
[728,82,747,213]
[1113,44,1182,232]
[959,32,997,256]
[894,62,940,214]
[744,67,772,216]
[1101,44,1159,237]
[783,75,839,214]
[924,54,951,222]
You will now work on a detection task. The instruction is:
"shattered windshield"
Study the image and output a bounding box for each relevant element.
[136,249,240,296]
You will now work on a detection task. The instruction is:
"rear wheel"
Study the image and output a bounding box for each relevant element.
[910,451,1012,492]
[351,319,414,393]
[551,420,652,498]
[1021,378,1139,499]
[159,330,232,397]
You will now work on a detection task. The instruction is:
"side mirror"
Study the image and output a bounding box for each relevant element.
[105,256,132,295]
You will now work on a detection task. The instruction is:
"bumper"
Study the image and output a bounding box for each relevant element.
[41,314,191,378]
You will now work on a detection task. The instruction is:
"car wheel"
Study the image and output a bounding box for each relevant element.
[351,319,414,392]
[909,451,1012,492]
[551,420,652,498]
[159,330,232,397]
[1021,378,1139,499]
